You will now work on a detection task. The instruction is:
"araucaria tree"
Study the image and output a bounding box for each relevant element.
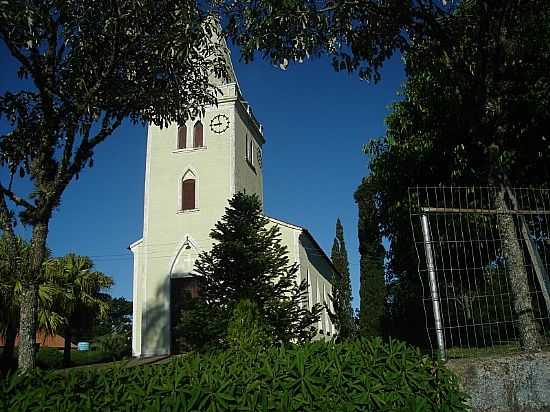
[178,192,321,349]
[329,219,354,340]
[355,178,386,337]
[0,1,228,370]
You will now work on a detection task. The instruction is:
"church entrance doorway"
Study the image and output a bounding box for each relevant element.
[170,276,199,353]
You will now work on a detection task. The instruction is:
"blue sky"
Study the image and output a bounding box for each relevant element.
[0,46,404,308]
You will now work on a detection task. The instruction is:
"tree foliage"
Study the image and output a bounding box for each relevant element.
[223,0,456,81]
[366,0,550,347]
[227,299,272,352]
[95,296,133,336]
[44,253,112,366]
[176,192,321,350]
[0,235,64,371]
[0,0,229,369]
[328,219,354,340]
[355,178,386,338]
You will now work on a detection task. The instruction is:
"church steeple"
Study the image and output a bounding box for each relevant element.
[130,47,265,356]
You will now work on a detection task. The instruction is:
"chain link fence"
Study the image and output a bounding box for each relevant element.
[409,186,550,360]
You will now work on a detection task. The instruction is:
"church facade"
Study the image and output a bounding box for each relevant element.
[130,59,338,357]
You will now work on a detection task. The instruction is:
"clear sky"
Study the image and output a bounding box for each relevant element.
[0,45,404,308]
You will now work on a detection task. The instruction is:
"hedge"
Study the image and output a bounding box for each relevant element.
[35,348,117,369]
[1,338,468,411]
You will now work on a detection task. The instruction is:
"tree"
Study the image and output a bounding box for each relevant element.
[328,219,354,340]
[227,299,272,352]
[45,254,112,367]
[0,235,30,369]
[224,0,455,82]
[96,296,133,336]
[0,1,229,370]
[0,235,64,371]
[366,0,550,350]
[177,192,321,350]
[355,178,386,337]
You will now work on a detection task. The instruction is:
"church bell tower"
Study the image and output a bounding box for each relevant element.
[130,59,265,356]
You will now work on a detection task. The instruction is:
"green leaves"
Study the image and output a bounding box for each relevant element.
[0,338,468,411]
[175,192,321,351]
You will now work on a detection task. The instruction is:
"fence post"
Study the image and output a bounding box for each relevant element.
[420,213,446,360]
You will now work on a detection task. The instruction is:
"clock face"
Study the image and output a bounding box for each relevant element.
[210,114,230,134]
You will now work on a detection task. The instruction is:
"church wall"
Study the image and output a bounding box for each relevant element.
[130,239,143,356]
[233,102,264,201]
[139,93,240,355]
[298,233,336,338]
[267,220,301,269]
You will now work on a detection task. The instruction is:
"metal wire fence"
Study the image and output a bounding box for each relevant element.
[409,186,550,360]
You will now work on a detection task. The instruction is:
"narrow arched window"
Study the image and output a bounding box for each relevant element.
[182,178,196,210]
[177,125,187,149]
[193,121,203,148]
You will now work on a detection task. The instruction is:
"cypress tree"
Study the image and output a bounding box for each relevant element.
[176,192,322,350]
[329,219,355,340]
[355,177,386,337]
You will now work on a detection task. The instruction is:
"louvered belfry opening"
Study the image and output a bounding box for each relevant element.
[193,121,203,148]
[182,178,195,210]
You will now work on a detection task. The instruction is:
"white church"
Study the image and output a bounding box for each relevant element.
[130,45,338,357]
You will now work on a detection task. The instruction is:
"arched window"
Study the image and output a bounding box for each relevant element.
[182,178,196,210]
[249,138,254,165]
[193,121,203,148]
[177,125,187,149]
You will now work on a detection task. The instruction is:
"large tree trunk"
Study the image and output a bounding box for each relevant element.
[18,221,49,371]
[63,325,72,368]
[495,187,542,352]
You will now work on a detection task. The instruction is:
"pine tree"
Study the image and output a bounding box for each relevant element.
[355,178,386,337]
[176,192,321,350]
[329,219,355,340]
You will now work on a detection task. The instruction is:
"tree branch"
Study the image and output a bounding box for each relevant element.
[0,181,35,212]
[0,192,17,242]
[65,115,124,183]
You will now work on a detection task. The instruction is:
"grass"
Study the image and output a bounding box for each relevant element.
[446,343,524,359]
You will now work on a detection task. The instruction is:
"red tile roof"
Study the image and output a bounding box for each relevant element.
[0,331,77,349]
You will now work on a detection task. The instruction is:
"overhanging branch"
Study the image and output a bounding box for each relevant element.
[0,181,35,212]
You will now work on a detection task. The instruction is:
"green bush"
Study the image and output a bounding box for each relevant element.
[227,299,272,352]
[35,348,64,369]
[1,338,468,411]
[94,332,131,360]
[35,348,116,369]
[71,350,116,366]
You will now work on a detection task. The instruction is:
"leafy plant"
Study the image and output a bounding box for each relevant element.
[175,192,321,350]
[35,348,63,370]
[227,299,272,352]
[94,333,131,360]
[1,338,468,411]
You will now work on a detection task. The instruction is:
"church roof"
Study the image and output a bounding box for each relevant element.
[266,216,341,281]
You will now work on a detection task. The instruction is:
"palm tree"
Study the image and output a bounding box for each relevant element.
[0,235,26,368]
[0,235,63,370]
[45,254,112,366]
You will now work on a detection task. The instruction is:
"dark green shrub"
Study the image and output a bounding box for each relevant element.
[71,351,115,366]
[1,338,468,411]
[35,348,63,369]
[227,299,271,352]
[35,348,116,369]
[94,332,131,360]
